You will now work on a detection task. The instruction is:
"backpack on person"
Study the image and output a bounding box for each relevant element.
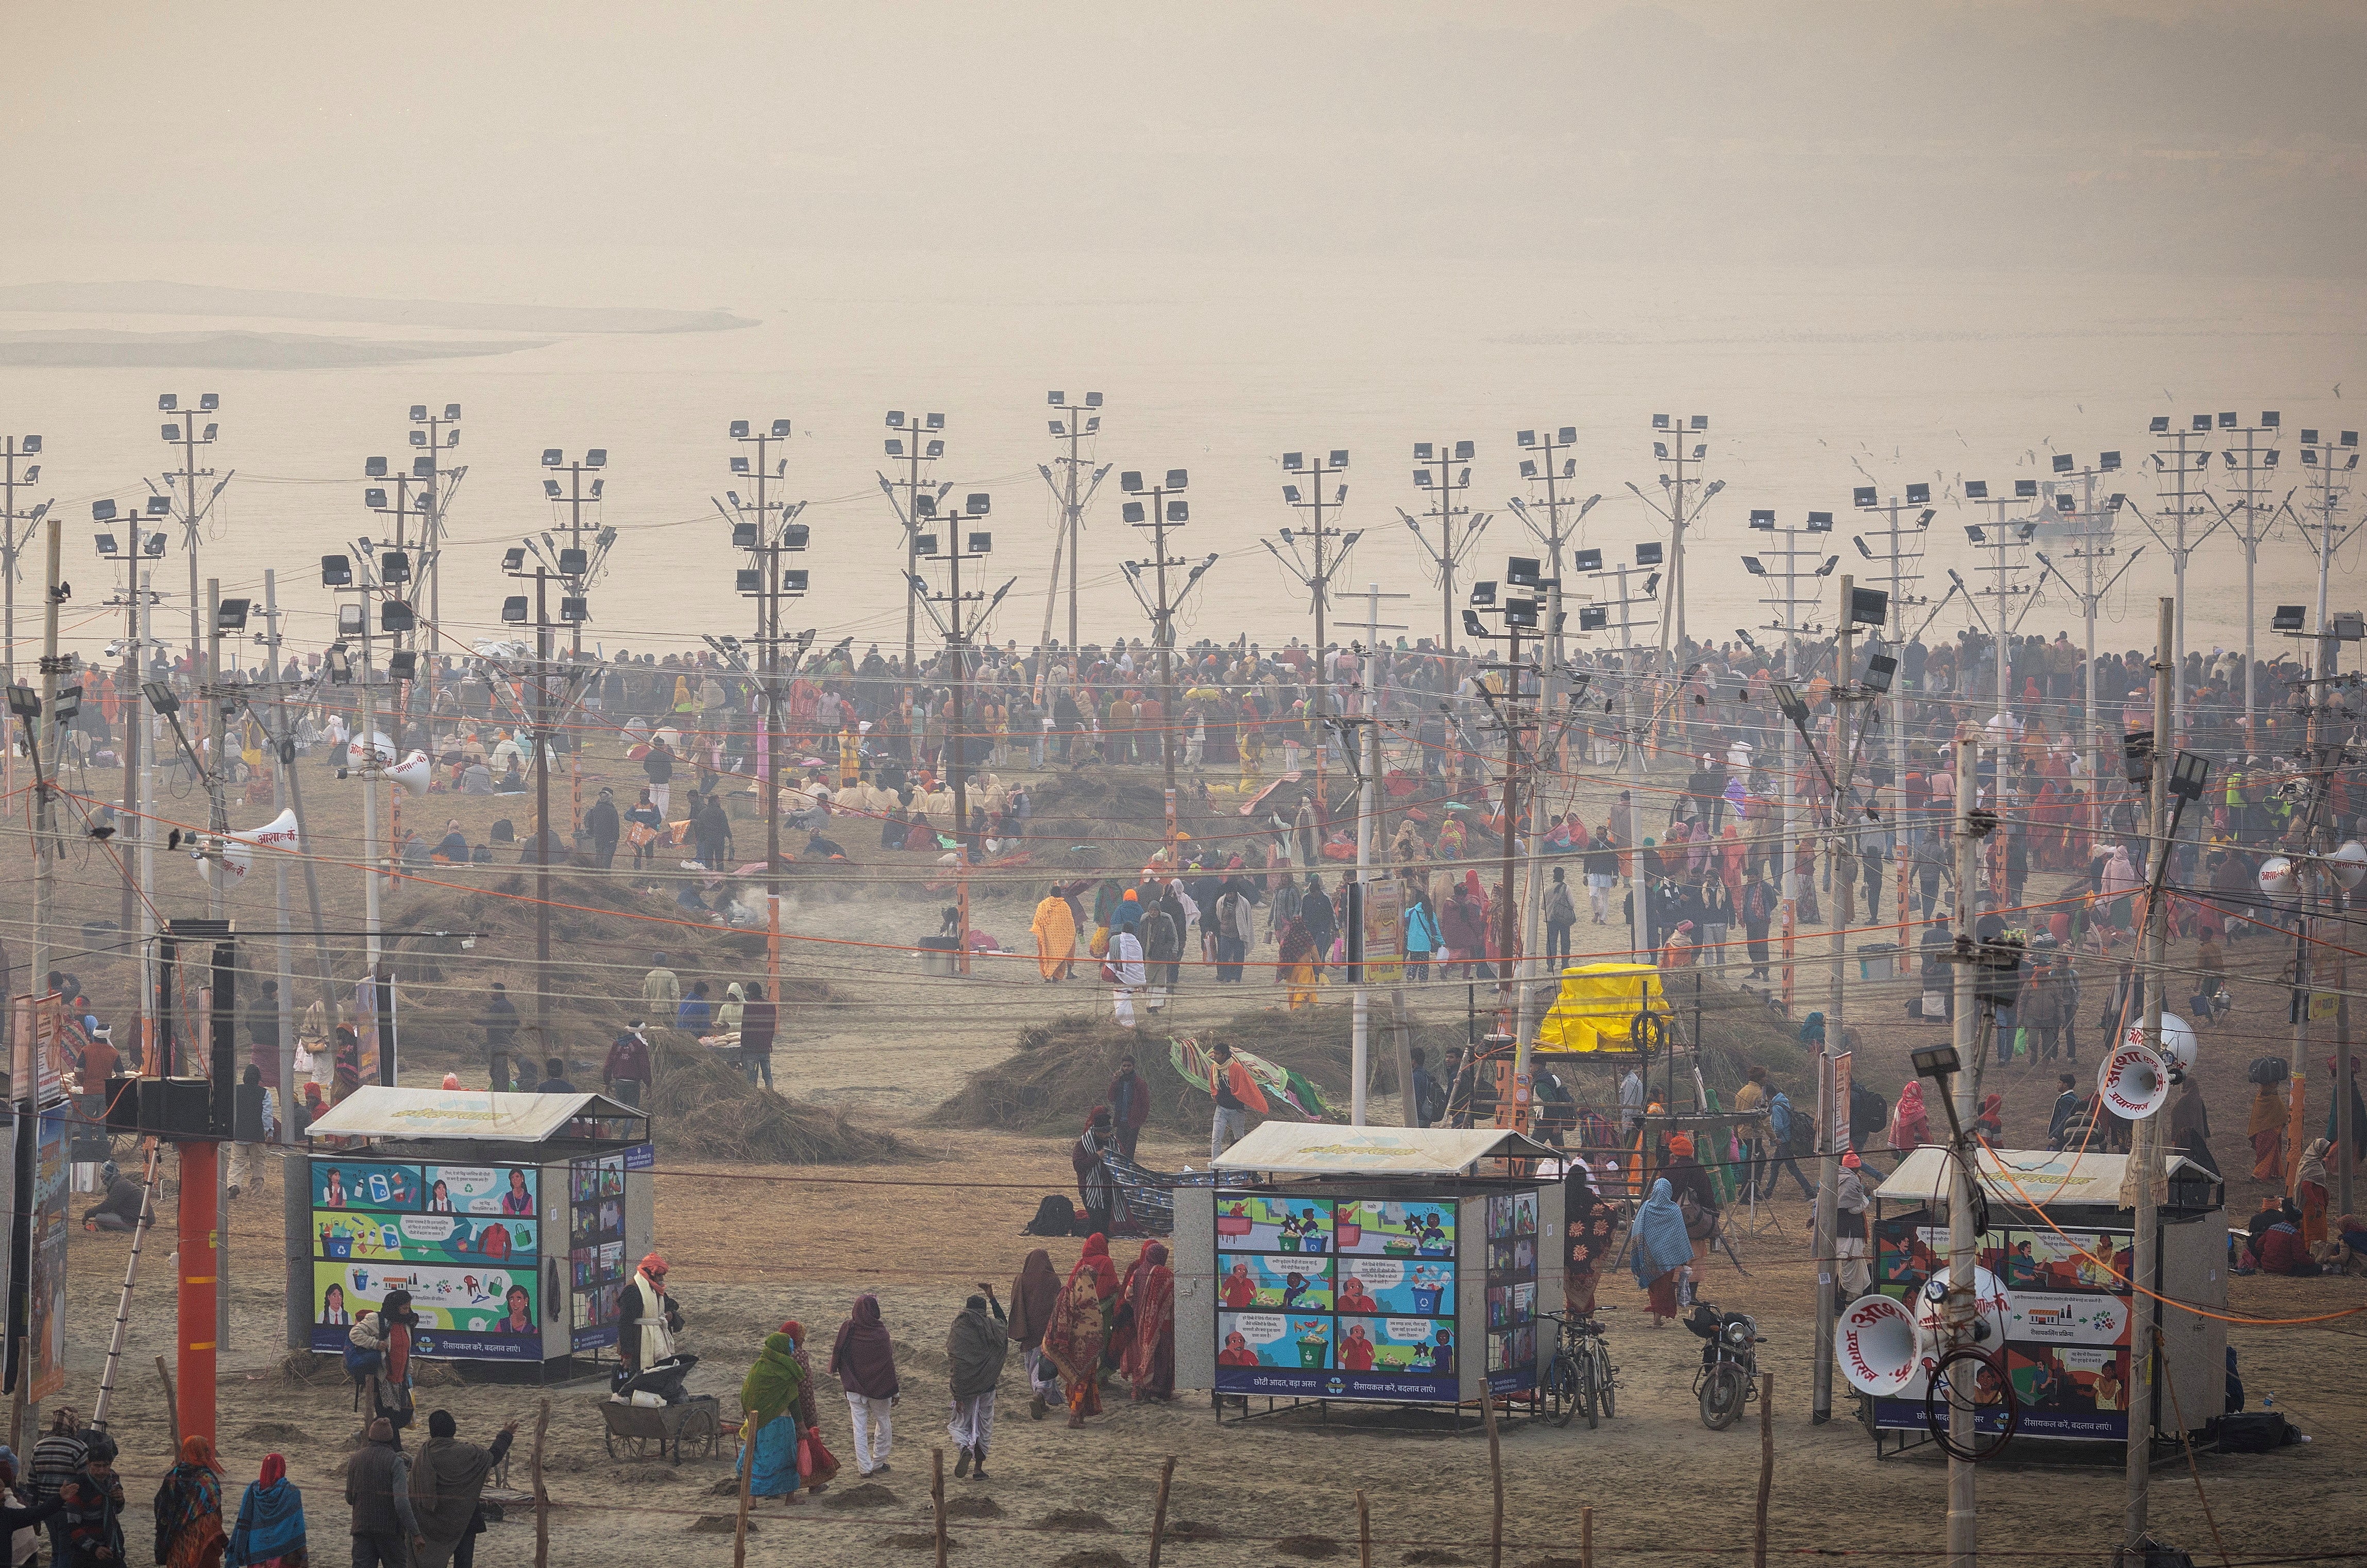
[1022,1195,1082,1237]
[1546,882,1576,925]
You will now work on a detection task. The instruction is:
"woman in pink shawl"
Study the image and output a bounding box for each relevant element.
[1889,1080,1930,1157]
[1719,824,1746,905]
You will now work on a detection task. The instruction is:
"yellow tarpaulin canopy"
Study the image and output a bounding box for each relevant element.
[1533,962,1669,1053]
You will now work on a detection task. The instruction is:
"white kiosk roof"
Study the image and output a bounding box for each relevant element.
[1876,1146,2211,1208]
[1210,1123,1560,1177]
[304,1086,644,1145]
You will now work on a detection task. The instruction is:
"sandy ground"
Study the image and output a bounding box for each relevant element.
[27,725,2367,1565]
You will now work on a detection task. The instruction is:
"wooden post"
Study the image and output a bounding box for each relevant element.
[731,1416,754,1568]
[1148,1455,1175,1568]
[1357,1489,1372,1568]
[154,1356,179,1452]
[1581,1505,1594,1568]
[1483,1393,1503,1568]
[533,1397,551,1568]
[1753,1371,1775,1568]
[932,1447,949,1568]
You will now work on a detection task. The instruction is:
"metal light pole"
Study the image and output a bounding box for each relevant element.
[720,417,811,1018]
[879,411,948,677]
[1264,450,1360,823]
[93,505,170,1053]
[361,457,431,759]
[1401,438,1487,653]
[2033,455,2145,847]
[407,402,465,674]
[1,433,47,695]
[1628,413,1726,651]
[1115,468,1218,845]
[1342,584,1409,1126]
[1744,510,1839,1017]
[2211,412,2287,753]
[2124,596,2175,1547]
[909,493,1016,974]
[154,393,229,675]
[1038,393,1111,654]
[537,447,610,833]
[1848,483,1933,953]
[2140,414,2221,746]
[1956,483,2044,912]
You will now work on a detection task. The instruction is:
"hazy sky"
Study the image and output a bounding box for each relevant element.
[12,1,2367,287]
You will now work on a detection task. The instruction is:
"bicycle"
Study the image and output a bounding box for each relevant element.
[1540,1308,1618,1429]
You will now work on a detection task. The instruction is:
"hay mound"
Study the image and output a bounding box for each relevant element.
[649,1041,907,1165]
[687,1516,747,1534]
[1276,1536,1345,1559]
[929,1008,1469,1135]
[1035,1509,1118,1532]
[820,1482,899,1509]
[944,1496,1003,1520]
[703,1475,742,1497]
[1164,1518,1223,1540]
[238,1421,311,1445]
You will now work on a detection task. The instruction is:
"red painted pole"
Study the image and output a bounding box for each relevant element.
[176,1142,218,1448]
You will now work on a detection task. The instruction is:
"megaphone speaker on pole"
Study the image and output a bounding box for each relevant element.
[2097,1039,2171,1121]
[1835,1293,1921,1397]
[387,751,432,797]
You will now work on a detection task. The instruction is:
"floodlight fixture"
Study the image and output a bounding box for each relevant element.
[2272,604,2306,632]
[380,550,411,583]
[1469,581,1497,607]
[915,533,939,556]
[2014,480,2037,499]
[92,498,118,523]
[1852,537,1872,560]
[542,449,562,467]
[2169,751,2211,803]
[557,547,588,576]
[967,531,992,554]
[1643,572,1662,596]
[1507,556,1541,587]
[1910,1044,1961,1080]
[2333,611,2365,641]
[926,414,944,431]
[381,601,416,633]
[158,395,178,412]
[1121,470,1144,493]
[1849,585,1889,626]
[1806,511,1833,532]
[1578,605,1608,631]
[2219,413,2237,429]
[732,522,758,549]
[1853,486,1876,509]
[1749,509,1774,531]
[1636,541,1663,566]
[2052,453,2074,473]
[337,604,364,637]
[2100,451,2121,470]
[1742,556,1765,576]
[965,492,990,517]
[730,419,750,437]
[501,595,530,622]
[1463,609,1486,638]
[783,570,809,594]
[387,650,417,681]
[1282,452,1304,471]
[925,440,944,459]
[560,597,588,623]
[364,488,388,509]
[1652,415,1670,430]
[138,677,181,714]
[1166,500,1187,523]
[1865,654,1898,693]
[584,450,606,468]
[1573,548,1602,572]
[1964,480,1989,500]
[1329,450,1349,468]
[94,532,119,556]
[543,479,562,499]
[215,599,250,632]
[2150,417,2170,434]
[1905,483,1930,505]
[320,554,352,587]
[324,644,351,684]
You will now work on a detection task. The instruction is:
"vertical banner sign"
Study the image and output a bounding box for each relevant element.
[1363,877,1404,987]
[10,996,68,1105]
[1831,1050,1853,1153]
[28,1105,67,1400]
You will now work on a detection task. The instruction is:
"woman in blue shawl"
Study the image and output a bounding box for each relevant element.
[1630,1177,1694,1326]
[226,1453,305,1567]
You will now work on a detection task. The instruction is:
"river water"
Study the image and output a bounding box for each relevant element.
[3,249,2362,671]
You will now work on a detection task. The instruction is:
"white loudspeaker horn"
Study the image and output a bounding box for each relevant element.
[194,808,298,885]
[2331,840,2367,892]
[387,751,432,797]
[2258,856,2295,896]
[1835,1292,1921,1396]
[2098,1039,2171,1121]
[1914,1266,2012,1347]
[346,731,395,768]
[2127,1011,2197,1075]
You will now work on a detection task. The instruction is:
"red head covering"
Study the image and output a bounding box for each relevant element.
[180,1435,218,1472]
[259,1454,287,1487]
[779,1320,803,1342]
[640,1252,668,1277]
[1068,1232,1120,1296]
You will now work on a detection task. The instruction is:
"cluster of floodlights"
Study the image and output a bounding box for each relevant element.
[92,496,172,559]
[1740,512,1838,578]
[1279,448,1350,506]
[538,447,607,502]
[1047,391,1104,439]
[156,392,221,446]
[885,411,945,461]
[911,491,994,559]
[1515,427,1580,482]
[1119,469,1189,526]
[1412,440,1474,493]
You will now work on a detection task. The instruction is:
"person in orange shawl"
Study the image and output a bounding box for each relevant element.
[1030,884,1077,981]
[2246,1081,2287,1184]
[1043,1234,1121,1427]
[1120,1242,1176,1401]
[1208,1040,1270,1160]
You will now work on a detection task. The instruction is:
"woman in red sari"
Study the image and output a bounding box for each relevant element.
[1043,1234,1120,1427]
[1121,1242,1175,1401]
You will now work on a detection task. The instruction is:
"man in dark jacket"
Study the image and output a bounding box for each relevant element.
[410,1410,517,1568]
[476,983,519,1093]
[1105,1055,1152,1160]
[946,1288,1008,1480]
[344,1417,419,1568]
[584,787,622,868]
[739,982,779,1089]
[603,1023,652,1107]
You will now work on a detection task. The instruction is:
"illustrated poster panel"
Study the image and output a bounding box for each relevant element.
[1334,1199,1455,1257]
[309,1260,541,1361]
[425,1165,539,1218]
[28,1106,67,1401]
[313,1162,424,1214]
[317,1211,539,1267]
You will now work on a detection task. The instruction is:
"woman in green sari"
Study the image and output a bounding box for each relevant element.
[739,1323,809,1504]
